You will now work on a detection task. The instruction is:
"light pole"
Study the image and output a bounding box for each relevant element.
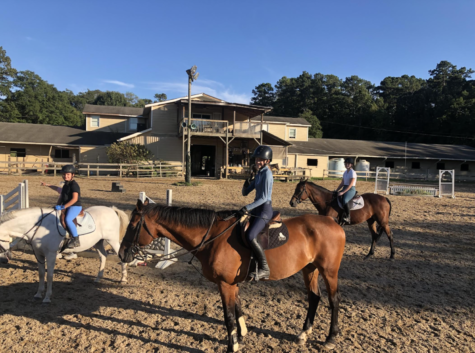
[185,65,199,183]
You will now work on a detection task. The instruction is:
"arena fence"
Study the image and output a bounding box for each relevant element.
[0,180,29,215]
[388,170,455,198]
[138,190,178,269]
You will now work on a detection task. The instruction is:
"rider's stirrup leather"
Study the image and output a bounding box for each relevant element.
[67,237,80,249]
[249,238,270,281]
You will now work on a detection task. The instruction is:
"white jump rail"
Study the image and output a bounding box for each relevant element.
[0,180,29,215]
[439,170,455,198]
[138,190,178,269]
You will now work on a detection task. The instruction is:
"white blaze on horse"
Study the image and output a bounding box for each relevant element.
[0,206,129,303]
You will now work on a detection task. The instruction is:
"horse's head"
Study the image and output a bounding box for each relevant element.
[119,198,155,263]
[289,178,309,207]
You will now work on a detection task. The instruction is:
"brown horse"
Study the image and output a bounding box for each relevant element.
[290,179,395,260]
[119,199,346,352]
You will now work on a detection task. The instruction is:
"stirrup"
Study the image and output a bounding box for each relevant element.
[249,262,270,282]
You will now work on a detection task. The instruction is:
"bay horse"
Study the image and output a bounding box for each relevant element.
[119,199,346,352]
[0,206,129,303]
[290,179,395,260]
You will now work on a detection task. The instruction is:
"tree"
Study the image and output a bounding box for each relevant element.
[0,46,17,98]
[93,91,129,106]
[154,93,167,102]
[125,91,140,106]
[250,83,275,107]
[106,142,154,164]
[299,109,323,138]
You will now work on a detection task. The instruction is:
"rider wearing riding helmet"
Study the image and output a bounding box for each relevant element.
[239,145,274,281]
[55,165,82,248]
[336,157,357,224]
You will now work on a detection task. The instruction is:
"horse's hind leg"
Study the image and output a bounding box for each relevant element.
[297,265,321,345]
[365,218,382,260]
[234,285,247,341]
[94,240,107,282]
[320,268,341,349]
[34,255,46,300]
[218,282,240,352]
[381,223,395,259]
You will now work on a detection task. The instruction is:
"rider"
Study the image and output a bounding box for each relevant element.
[336,157,357,224]
[55,165,82,248]
[239,145,273,281]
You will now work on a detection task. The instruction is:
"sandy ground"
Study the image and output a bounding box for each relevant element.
[1,175,474,352]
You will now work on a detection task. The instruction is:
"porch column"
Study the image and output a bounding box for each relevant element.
[225,128,229,179]
[233,109,236,137]
[260,113,264,145]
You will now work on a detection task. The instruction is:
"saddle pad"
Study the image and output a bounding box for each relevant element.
[338,195,365,211]
[257,222,290,250]
[57,211,96,237]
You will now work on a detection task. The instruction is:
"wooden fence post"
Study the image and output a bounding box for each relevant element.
[119,164,122,178]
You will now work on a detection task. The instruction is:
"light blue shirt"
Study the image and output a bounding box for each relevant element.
[242,165,273,210]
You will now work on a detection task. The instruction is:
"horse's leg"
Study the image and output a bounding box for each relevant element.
[381,223,395,259]
[94,240,107,282]
[320,269,341,349]
[106,236,128,283]
[43,252,58,304]
[297,265,321,345]
[34,255,46,300]
[218,282,240,352]
[365,218,381,260]
[234,285,247,341]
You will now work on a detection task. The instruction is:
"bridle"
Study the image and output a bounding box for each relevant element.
[125,212,241,263]
[293,183,309,205]
[293,182,336,211]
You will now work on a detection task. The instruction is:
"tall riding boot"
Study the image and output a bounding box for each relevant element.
[343,203,351,225]
[249,238,270,281]
[67,236,80,249]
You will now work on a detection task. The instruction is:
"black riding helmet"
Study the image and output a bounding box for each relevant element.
[252,145,273,162]
[344,158,354,165]
[61,164,76,174]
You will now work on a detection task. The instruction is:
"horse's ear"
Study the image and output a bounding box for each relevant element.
[143,198,149,206]
[136,199,144,212]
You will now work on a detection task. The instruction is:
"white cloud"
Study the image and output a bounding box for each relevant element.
[145,79,251,104]
[103,80,135,88]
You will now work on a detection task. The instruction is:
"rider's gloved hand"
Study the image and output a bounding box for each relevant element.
[236,206,248,219]
[54,205,65,211]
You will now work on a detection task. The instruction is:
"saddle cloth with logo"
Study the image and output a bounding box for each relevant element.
[338,195,365,211]
[240,212,290,250]
[57,211,96,237]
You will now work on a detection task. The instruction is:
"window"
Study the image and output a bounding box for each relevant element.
[129,118,138,131]
[10,148,26,158]
[461,163,469,171]
[91,115,100,127]
[307,159,318,166]
[54,149,70,158]
[289,128,296,139]
[412,162,420,169]
[437,162,445,170]
[385,161,394,168]
[192,114,211,119]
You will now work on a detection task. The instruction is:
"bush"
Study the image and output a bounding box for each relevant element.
[106,142,153,164]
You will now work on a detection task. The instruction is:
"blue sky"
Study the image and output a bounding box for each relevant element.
[1,1,474,104]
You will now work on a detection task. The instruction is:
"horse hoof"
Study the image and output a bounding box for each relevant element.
[296,337,306,345]
[364,255,373,260]
[323,341,336,350]
[33,296,42,301]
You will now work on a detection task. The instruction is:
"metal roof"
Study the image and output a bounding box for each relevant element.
[251,116,311,126]
[288,138,475,161]
[82,104,145,117]
[0,122,128,146]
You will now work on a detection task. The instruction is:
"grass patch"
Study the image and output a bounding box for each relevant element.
[173,181,202,187]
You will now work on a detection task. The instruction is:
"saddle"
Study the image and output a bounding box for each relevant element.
[240,211,289,250]
[60,208,85,230]
[337,193,365,211]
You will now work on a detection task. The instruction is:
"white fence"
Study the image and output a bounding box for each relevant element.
[387,170,455,198]
[138,190,178,269]
[0,180,29,215]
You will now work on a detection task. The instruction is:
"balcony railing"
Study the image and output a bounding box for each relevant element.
[180,118,228,135]
[231,122,267,137]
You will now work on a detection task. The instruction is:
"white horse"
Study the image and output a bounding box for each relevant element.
[0,206,129,303]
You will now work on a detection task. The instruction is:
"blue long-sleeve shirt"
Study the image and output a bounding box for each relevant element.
[242,165,273,210]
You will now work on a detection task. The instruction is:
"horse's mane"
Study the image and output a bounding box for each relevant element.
[0,210,19,224]
[306,181,332,194]
[143,204,236,228]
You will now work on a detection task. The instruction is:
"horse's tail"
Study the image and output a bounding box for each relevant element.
[112,206,129,241]
[385,197,392,217]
